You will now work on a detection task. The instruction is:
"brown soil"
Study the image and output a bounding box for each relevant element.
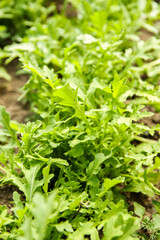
[139,106,160,127]
[138,105,160,140]
[54,0,77,18]
[125,191,160,218]
[140,28,154,41]
[0,59,30,122]
[0,185,19,213]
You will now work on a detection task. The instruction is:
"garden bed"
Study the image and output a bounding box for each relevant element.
[1,1,160,239]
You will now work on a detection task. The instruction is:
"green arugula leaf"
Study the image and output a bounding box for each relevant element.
[99,177,125,197]
[86,152,111,176]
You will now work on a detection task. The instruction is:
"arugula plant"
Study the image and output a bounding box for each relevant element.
[0,0,160,239]
[3,0,160,113]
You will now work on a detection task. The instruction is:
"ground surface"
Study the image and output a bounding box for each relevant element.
[0,59,29,122]
[0,185,19,212]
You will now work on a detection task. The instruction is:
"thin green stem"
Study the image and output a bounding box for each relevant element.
[134,136,157,144]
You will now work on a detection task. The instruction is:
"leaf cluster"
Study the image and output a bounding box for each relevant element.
[0,0,160,239]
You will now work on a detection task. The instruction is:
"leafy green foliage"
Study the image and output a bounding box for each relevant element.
[0,0,160,239]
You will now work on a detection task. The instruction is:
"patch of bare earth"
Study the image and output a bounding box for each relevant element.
[0,185,19,213]
[0,59,30,122]
[140,28,154,41]
[54,0,77,17]
[125,192,157,218]
[138,105,160,140]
